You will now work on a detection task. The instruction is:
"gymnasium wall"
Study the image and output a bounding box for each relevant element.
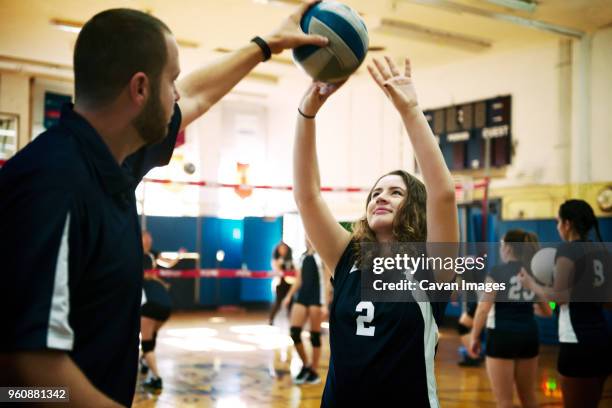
[2,28,611,221]
[589,27,612,182]
[0,72,30,150]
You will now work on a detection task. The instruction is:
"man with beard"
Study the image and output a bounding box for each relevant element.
[0,4,327,407]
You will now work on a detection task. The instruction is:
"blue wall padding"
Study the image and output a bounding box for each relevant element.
[143,215,197,252]
[596,218,612,241]
[241,278,274,302]
[243,216,283,270]
[241,216,282,302]
[200,217,244,269]
[467,210,498,242]
[219,278,241,305]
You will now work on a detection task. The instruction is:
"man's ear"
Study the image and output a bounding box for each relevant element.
[128,72,149,107]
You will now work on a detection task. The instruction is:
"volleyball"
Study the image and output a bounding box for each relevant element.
[183,162,196,175]
[293,1,369,83]
[530,247,556,286]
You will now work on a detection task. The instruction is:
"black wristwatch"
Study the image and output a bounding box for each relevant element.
[251,36,272,62]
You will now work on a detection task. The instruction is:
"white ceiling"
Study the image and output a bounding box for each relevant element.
[1,0,611,84]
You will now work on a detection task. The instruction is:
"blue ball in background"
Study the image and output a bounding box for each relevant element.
[293,1,369,83]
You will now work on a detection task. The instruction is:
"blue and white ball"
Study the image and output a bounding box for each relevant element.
[293,1,369,83]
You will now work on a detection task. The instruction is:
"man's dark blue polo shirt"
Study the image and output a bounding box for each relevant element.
[0,103,181,406]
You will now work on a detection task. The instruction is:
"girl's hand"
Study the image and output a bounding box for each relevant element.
[518,268,536,291]
[298,80,346,118]
[367,56,419,115]
[468,337,481,359]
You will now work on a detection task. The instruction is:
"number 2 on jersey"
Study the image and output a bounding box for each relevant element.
[356,301,375,336]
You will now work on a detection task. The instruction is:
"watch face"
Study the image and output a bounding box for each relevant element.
[597,187,612,212]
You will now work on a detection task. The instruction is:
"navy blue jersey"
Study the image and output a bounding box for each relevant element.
[143,249,160,270]
[0,103,181,406]
[486,261,537,333]
[555,241,609,345]
[322,242,447,407]
[296,253,324,305]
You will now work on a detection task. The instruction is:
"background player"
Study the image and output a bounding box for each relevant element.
[519,199,611,408]
[469,230,552,408]
[269,242,295,325]
[139,231,176,393]
[282,238,328,385]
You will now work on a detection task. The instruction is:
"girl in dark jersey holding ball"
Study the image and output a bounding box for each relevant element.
[293,56,458,407]
[519,199,611,408]
[469,229,552,408]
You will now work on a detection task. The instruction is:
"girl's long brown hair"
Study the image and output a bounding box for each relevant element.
[351,170,427,268]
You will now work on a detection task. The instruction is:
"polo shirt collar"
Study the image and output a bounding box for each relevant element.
[60,103,137,195]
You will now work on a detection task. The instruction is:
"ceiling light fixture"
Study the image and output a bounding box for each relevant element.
[50,18,82,33]
[50,18,200,48]
[215,47,294,65]
[0,54,73,80]
[486,0,537,13]
[377,18,492,50]
[252,0,301,5]
[406,0,583,39]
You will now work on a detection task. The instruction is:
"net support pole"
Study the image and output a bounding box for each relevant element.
[194,213,202,305]
[482,136,492,241]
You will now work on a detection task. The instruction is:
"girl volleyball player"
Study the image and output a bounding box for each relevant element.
[293,56,458,406]
[269,242,295,325]
[469,230,552,408]
[283,239,329,385]
[519,199,611,408]
[140,231,175,393]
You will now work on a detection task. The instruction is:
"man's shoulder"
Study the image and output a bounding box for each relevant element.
[1,126,87,189]
[27,125,81,165]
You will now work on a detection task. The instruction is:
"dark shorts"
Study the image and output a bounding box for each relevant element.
[486,329,538,359]
[142,302,171,322]
[295,299,323,307]
[558,342,611,378]
[296,290,322,307]
[276,277,291,297]
[457,321,471,335]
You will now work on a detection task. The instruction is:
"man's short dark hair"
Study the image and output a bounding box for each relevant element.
[74,9,171,107]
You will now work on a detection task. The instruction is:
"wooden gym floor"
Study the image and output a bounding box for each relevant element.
[132,310,612,407]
